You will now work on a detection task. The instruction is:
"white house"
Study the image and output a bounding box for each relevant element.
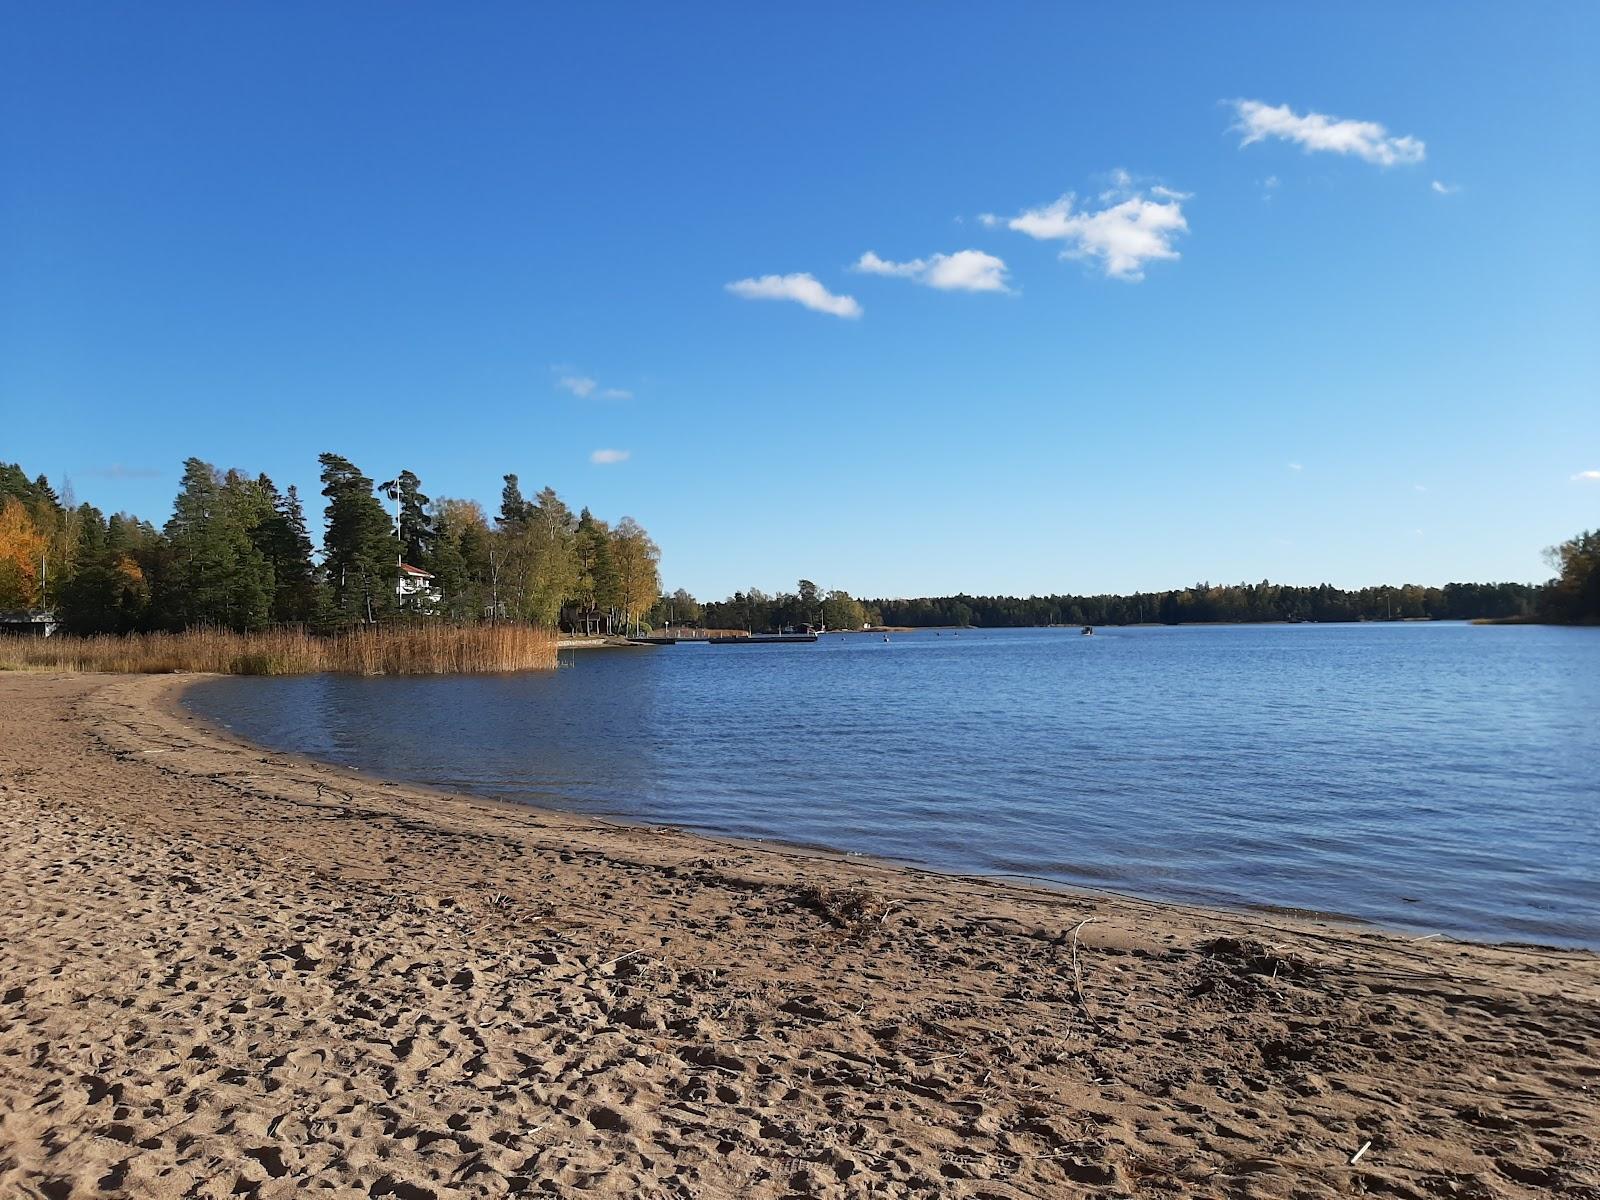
[395,563,441,610]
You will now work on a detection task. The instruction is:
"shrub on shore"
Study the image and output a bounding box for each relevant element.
[0,624,558,675]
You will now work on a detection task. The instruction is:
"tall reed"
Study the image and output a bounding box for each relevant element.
[0,624,559,675]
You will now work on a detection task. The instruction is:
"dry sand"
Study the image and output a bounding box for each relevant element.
[1,673,1596,1199]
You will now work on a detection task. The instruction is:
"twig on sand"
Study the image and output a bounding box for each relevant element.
[1067,917,1099,1028]
[590,948,645,974]
[1349,1140,1372,1165]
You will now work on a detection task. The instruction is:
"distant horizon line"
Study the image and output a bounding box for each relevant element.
[680,576,1542,602]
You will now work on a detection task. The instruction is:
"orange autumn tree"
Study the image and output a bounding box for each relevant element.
[0,497,48,610]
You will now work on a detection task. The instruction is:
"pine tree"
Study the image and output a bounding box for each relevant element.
[58,508,152,634]
[243,475,317,625]
[499,475,531,528]
[383,470,434,566]
[572,508,619,634]
[161,459,271,630]
[276,485,318,623]
[318,452,398,624]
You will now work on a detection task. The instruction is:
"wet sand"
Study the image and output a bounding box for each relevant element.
[1,672,1596,1199]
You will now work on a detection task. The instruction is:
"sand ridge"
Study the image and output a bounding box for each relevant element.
[0,672,1596,1198]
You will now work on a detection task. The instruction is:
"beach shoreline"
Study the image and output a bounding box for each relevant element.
[172,669,1383,940]
[2,672,1596,1198]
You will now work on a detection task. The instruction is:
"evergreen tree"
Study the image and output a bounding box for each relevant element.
[318,452,397,624]
[242,475,317,625]
[276,485,318,623]
[58,509,152,634]
[161,458,271,630]
[572,509,618,634]
[498,474,531,528]
[381,470,434,566]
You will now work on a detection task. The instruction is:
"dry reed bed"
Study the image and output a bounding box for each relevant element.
[0,625,559,675]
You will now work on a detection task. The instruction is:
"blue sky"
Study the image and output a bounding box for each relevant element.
[4,4,1596,598]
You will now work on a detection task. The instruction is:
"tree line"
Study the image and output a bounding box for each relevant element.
[1540,529,1600,624]
[865,580,1543,628]
[0,456,660,635]
[654,535,1600,631]
[657,580,871,634]
[4,452,1592,635]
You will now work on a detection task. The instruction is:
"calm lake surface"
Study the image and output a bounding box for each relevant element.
[187,624,1600,948]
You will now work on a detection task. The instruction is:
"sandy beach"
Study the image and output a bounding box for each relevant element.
[1,673,1596,1199]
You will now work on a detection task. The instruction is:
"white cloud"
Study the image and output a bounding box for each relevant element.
[553,370,634,400]
[996,177,1190,281]
[590,449,631,465]
[1414,484,1427,492]
[1232,100,1425,167]
[725,273,862,318]
[852,249,1010,293]
[1573,470,1600,482]
[1288,462,1304,472]
[1431,180,1461,195]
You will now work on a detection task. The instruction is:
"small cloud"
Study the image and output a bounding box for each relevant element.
[726,273,862,319]
[557,375,597,398]
[852,249,1011,293]
[590,449,631,465]
[1100,167,1137,198]
[977,212,1000,228]
[1573,469,1600,482]
[995,173,1190,281]
[1414,484,1427,492]
[1264,175,1281,189]
[553,369,634,400]
[1231,99,1425,166]
[80,464,162,480]
[1288,462,1304,472]
[1431,180,1461,195]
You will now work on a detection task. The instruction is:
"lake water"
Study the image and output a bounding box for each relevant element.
[187,623,1600,948]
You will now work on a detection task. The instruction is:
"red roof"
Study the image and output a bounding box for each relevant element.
[398,563,434,577]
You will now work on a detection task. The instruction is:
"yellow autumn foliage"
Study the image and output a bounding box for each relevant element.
[0,498,48,610]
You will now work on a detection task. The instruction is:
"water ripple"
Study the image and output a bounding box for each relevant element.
[188,623,1600,947]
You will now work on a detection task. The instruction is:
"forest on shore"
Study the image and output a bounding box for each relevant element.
[671,532,1598,632]
[0,457,660,636]
[4,454,1594,636]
